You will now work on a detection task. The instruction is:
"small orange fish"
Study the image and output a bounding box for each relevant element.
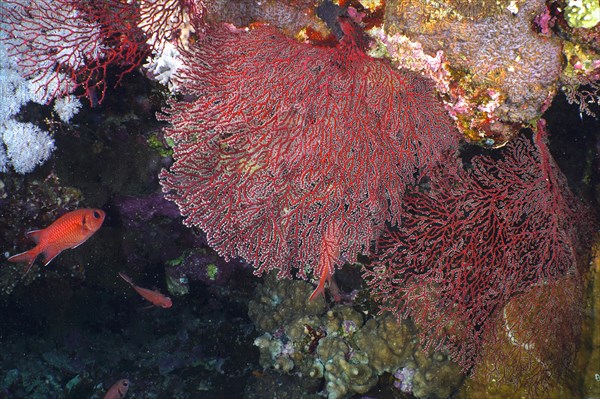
[309,220,342,301]
[8,208,106,274]
[103,378,129,399]
[119,272,173,308]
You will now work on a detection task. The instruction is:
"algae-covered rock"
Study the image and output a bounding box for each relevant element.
[380,0,562,146]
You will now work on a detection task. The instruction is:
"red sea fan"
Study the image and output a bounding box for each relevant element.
[363,120,593,371]
[159,19,458,284]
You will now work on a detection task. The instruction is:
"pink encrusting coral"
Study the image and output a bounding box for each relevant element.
[160,18,459,286]
[363,119,594,371]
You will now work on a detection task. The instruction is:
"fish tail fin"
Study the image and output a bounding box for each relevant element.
[118,272,134,286]
[7,247,41,275]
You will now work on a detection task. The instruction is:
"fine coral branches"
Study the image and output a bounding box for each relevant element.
[1,0,205,105]
[160,19,458,284]
[363,121,593,372]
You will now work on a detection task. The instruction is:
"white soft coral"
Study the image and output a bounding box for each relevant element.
[1,120,55,174]
[0,32,56,174]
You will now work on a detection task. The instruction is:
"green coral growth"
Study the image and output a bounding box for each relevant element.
[147,133,173,157]
[206,263,218,280]
[165,254,186,267]
[565,0,600,29]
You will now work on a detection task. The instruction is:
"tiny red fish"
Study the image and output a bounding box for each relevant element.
[309,220,342,301]
[8,208,105,274]
[103,378,129,399]
[119,272,173,308]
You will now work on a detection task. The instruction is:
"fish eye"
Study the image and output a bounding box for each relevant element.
[122,380,129,387]
[93,210,101,218]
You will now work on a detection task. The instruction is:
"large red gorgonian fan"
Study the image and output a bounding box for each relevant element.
[160,18,458,295]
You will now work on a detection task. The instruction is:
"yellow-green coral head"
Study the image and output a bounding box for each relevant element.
[565,0,600,29]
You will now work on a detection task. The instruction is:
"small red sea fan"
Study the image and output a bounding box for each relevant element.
[1,0,149,104]
[363,122,593,371]
[160,19,458,283]
[1,0,183,105]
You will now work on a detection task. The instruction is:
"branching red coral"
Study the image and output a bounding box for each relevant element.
[160,19,458,284]
[363,119,593,371]
[1,0,150,104]
[1,0,203,104]
[138,0,205,49]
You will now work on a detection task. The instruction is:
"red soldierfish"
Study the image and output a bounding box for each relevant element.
[8,208,106,274]
[103,378,130,399]
[309,220,342,301]
[118,272,173,308]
